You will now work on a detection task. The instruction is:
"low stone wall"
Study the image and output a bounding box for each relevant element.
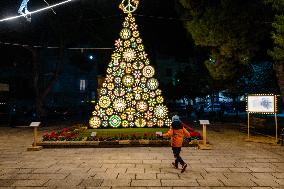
[37,140,200,148]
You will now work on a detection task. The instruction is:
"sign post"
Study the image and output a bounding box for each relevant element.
[27,122,43,151]
[198,120,211,150]
[247,94,279,143]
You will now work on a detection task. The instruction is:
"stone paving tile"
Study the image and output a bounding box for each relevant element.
[12,180,48,187]
[248,167,276,172]
[86,187,111,189]
[204,168,231,173]
[157,173,179,179]
[112,187,146,189]
[116,164,136,168]
[27,173,68,180]
[0,179,16,187]
[15,187,55,189]
[228,167,251,172]
[101,179,131,186]
[161,179,199,187]
[135,173,157,179]
[78,178,103,187]
[105,168,127,174]
[197,179,224,186]
[144,168,161,173]
[126,168,145,173]
[272,173,284,179]
[44,179,82,187]
[275,179,284,185]
[117,173,136,179]
[93,172,118,179]
[219,178,257,187]
[131,179,161,186]
[251,178,280,187]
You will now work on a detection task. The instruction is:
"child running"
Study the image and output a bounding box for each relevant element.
[162,115,191,173]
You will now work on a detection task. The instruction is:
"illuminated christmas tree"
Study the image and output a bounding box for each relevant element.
[89,0,171,128]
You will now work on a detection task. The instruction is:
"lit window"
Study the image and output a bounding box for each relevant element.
[80,79,86,91]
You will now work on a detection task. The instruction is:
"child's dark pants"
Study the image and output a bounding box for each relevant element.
[172,147,185,167]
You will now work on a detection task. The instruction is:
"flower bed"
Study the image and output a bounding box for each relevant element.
[40,125,202,148]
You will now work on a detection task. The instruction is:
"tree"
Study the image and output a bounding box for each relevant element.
[89,2,171,128]
[266,0,284,101]
[177,0,274,88]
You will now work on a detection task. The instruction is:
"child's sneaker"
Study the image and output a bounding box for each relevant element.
[172,162,178,169]
[181,163,187,173]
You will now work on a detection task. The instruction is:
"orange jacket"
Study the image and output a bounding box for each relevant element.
[162,125,191,147]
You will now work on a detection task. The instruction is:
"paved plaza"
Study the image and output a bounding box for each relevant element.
[0,124,283,189]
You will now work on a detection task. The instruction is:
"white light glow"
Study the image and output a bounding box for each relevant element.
[0,0,76,22]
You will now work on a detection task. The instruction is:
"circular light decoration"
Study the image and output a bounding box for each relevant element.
[122,75,134,87]
[126,107,136,115]
[141,77,147,83]
[97,109,106,117]
[123,48,136,62]
[92,110,97,116]
[120,28,132,39]
[147,121,154,128]
[156,89,162,96]
[156,96,164,103]
[154,105,168,119]
[129,122,135,127]
[134,94,141,101]
[122,120,129,127]
[157,119,164,127]
[138,44,144,51]
[124,40,131,47]
[114,88,126,97]
[112,53,121,61]
[148,98,157,107]
[113,98,127,112]
[127,114,134,121]
[165,119,171,127]
[89,116,101,128]
[100,88,108,95]
[102,120,108,127]
[125,67,132,74]
[106,108,114,116]
[120,62,126,69]
[135,118,147,127]
[137,38,142,44]
[107,83,115,90]
[143,65,155,78]
[109,115,121,127]
[121,113,127,120]
[142,93,149,100]
[136,100,148,112]
[114,77,122,84]
[131,42,137,48]
[106,75,114,83]
[106,68,112,74]
[99,96,111,108]
[115,39,123,48]
[147,78,159,90]
[103,115,109,121]
[123,21,129,28]
[133,31,139,37]
[144,111,153,120]
[133,70,142,79]
[133,61,144,70]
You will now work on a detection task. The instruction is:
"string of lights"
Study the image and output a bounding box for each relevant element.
[0,41,113,51]
[0,0,77,22]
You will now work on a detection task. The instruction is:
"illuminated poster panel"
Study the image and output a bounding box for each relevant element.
[247,95,275,113]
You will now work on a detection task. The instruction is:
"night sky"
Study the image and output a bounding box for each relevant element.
[0,0,193,59]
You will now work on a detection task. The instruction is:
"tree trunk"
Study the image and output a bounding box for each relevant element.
[25,45,64,119]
